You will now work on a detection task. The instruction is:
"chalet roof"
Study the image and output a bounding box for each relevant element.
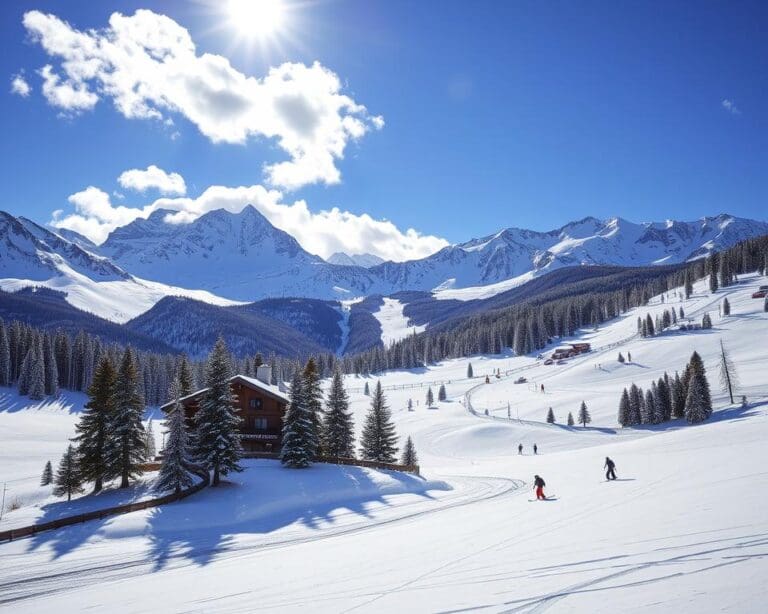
[160,373,289,410]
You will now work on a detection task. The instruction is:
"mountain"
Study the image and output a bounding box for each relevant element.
[98,209,768,302]
[125,296,336,359]
[327,252,385,268]
[101,206,378,300]
[0,210,240,323]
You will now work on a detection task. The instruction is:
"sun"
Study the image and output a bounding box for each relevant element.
[226,0,286,39]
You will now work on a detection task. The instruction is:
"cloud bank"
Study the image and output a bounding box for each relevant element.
[22,9,383,190]
[51,179,448,262]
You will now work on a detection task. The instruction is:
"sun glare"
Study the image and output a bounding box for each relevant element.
[227,0,286,38]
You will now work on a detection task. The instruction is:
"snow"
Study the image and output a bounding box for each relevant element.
[1,273,767,612]
[373,297,426,345]
[0,264,243,323]
[433,269,537,301]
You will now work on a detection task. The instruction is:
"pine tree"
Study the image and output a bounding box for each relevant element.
[401,436,418,466]
[722,298,731,316]
[177,354,194,397]
[194,337,242,484]
[578,401,591,427]
[672,372,686,418]
[684,270,693,299]
[0,321,10,387]
[323,369,355,460]
[618,388,631,427]
[702,313,712,329]
[685,351,713,423]
[364,381,370,396]
[645,314,655,337]
[438,384,447,401]
[657,377,672,421]
[155,379,194,494]
[360,381,398,463]
[765,297,768,312]
[546,407,555,423]
[628,383,643,425]
[718,339,739,405]
[74,356,117,493]
[617,352,625,363]
[426,386,434,407]
[110,348,148,488]
[302,358,323,457]
[567,411,574,426]
[43,334,58,396]
[40,460,53,486]
[28,337,46,400]
[281,369,315,468]
[467,363,474,378]
[709,263,719,293]
[53,444,83,501]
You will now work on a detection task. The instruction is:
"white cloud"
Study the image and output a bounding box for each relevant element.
[10,73,31,97]
[22,9,383,190]
[721,99,740,115]
[50,183,448,262]
[118,164,186,195]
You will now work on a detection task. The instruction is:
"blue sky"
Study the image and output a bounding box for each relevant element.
[2,0,767,260]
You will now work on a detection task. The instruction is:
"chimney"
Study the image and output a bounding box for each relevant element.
[256,364,272,386]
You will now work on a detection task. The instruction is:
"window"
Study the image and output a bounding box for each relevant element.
[254,418,268,430]
[249,398,263,410]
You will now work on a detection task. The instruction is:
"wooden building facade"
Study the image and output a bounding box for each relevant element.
[161,368,290,454]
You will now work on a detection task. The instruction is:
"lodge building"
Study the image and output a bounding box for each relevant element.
[161,365,290,453]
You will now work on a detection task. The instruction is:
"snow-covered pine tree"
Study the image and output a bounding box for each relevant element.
[657,376,672,421]
[718,339,739,405]
[74,356,117,493]
[722,298,731,316]
[651,382,665,424]
[641,389,654,424]
[360,381,398,463]
[578,401,591,427]
[709,264,719,293]
[567,411,574,426]
[438,384,447,401]
[194,337,242,485]
[28,337,46,400]
[467,363,474,378]
[401,435,418,466]
[323,369,355,459]
[645,314,655,337]
[43,333,58,396]
[17,346,33,396]
[702,313,712,329]
[302,358,323,456]
[765,296,768,312]
[426,386,434,407]
[145,419,157,460]
[672,372,685,418]
[684,270,693,298]
[53,444,83,501]
[618,388,631,427]
[628,383,642,425]
[155,378,194,494]
[684,351,713,423]
[110,348,148,488]
[40,460,53,486]
[281,369,314,468]
[546,407,555,423]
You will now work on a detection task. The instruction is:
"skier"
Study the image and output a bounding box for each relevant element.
[627,351,632,363]
[533,475,546,500]
[604,456,617,481]
[518,443,523,455]
[541,384,545,393]
[533,443,538,455]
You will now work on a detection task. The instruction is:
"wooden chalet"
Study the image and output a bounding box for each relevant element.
[161,365,290,453]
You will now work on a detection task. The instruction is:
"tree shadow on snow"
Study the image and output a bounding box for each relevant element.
[145,461,450,570]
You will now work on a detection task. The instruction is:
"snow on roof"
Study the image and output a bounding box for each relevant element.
[160,373,289,410]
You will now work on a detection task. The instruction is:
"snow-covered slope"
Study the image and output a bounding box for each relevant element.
[1,274,767,612]
[0,211,241,322]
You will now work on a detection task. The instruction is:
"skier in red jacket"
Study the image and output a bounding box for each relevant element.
[533,475,546,500]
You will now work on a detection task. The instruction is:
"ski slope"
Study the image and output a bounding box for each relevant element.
[1,274,767,612]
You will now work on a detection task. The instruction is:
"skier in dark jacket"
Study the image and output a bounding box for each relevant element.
[518,443,523,455]
[604,457,617,481]
[533,475,546,500]
[533,443,538,455]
